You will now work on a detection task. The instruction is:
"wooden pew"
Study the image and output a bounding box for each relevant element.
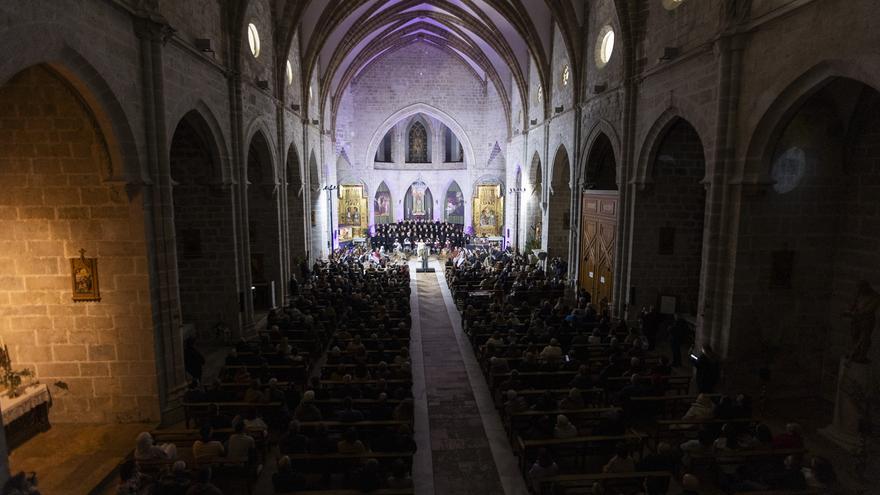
[183,401,283,428]
[515,430,645,474]
[539,470,672,495]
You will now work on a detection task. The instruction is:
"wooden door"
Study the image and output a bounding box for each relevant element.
[578,191,618,310]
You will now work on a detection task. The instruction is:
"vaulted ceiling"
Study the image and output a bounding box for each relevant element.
[275,0,584,130]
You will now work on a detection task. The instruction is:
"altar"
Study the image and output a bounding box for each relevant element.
[2,384,51,449]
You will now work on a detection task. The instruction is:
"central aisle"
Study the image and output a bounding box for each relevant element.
[409,260,529,495]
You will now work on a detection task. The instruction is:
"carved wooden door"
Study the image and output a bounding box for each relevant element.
[578,191,618,311]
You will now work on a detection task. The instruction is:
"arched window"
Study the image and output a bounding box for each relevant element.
[375,130,393,162]
[444,181,465,224]
[443,126,463,163]
[374,181,393,224]
[407,121,429,163]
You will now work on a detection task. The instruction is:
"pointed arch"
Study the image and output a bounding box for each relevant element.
[548,145,572,258]
[580,119,621,189]
[170,108,228,185]
[364,103,476,169]
[374,181,393,224]
[444,180,465,224]
[404,180,433,220]
[636,107,710,187]
[742,61,880,183]
[286,142,307,261]
[584,133,618,191]
[247,130,275,185]
[0,27,142,182]
[551,144,571,192]
[405,115,431,163]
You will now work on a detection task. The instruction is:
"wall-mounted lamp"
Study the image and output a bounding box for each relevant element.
[195,38,214,53]
[660,47,680,61]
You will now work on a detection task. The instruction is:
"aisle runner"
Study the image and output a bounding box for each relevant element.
[416,272,506,495]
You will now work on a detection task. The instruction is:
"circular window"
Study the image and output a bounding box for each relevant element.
[247,23,261,58]
[663,0,686,10]
[286,60,293,86]
[595,26,615,68]
[561,64,570,87]
[771,146,807,194]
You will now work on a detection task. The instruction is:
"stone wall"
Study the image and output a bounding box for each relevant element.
[0,66,158,423]
[332,41,507,235]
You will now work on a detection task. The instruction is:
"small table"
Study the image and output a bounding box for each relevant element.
[2,384,51,449]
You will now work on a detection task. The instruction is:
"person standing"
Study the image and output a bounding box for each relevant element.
[694,344,721,393]
[669,314,689,367]
[183,337,205,385]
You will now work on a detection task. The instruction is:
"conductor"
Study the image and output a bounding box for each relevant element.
[417,239,429,271]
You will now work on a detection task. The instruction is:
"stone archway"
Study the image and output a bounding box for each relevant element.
[0,65,160,423]
[630,118,707,318]
[246,131,282,311]
[286,144,306,264]
[732,77,880,395]
[170,110,239,338]
[548,145,572,260]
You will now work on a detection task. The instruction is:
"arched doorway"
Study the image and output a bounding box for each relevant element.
[443,181,465,224]
[246,131,282,311]
[526,152,543,250]
[286,144,306,264]
[374,181,393,224]
[579,134,619,309]
[734,77,880,392]
[0,65,160,422]
[170,111,238,338]
[631,118,706,318]
[404,180,433,220]
[548,146,572,261]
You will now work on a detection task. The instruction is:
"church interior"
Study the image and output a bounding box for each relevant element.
[0,0,878,493]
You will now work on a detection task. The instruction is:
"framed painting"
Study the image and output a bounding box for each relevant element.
[71,249,100,302]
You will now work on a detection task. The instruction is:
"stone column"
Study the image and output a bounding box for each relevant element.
[134,13,187,420]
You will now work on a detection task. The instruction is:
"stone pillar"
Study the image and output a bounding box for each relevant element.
[134,13,188,420]
[819,357,873,452]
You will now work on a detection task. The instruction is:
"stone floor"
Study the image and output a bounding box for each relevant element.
[8,423,151,495]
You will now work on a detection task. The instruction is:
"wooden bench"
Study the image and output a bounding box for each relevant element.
[506,407,620,439]
[539,470,672,495]
[628,394,722,419]
[516,430,645,474]
[182,401,283,428]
